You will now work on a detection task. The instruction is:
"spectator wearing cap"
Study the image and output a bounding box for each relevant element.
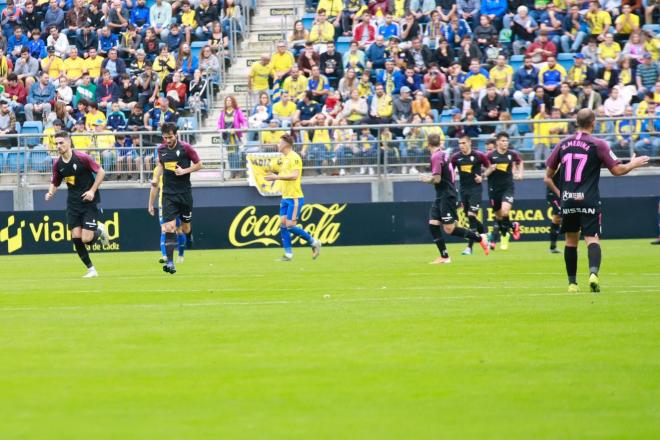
[585,0,611,42]
[444,14,472,48]
[560,4,587,54]
[41,46,63,82]
[320,41,344,89]
[26,72,55,122]
[13,47,39,89]
[150,0,173,39]
[538,55,566,98]
[46,26,69,58]
[63,0,89,42]
[76,23,98,58]
[513,55,538,107]
[566,53,594,92]
[365,34,387,70]
[636,53,660,97]
[378,13,400,40]
[478,83,506,134]
[525,31,557,65]
[43,0,65,32]
[392,85,413,126]
[130,0,151,34]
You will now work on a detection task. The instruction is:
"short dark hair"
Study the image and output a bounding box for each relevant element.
[280,134,294,146]
[427,134,441,147]
[459,135,472,143]
[54,131,70,140]
[496,132,509,140]
[576,108,596,129]
[162,122,178,135]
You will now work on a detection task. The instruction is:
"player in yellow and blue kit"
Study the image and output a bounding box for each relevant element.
[265,134,322,261]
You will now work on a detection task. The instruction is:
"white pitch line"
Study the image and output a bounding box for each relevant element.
[0,289,658,313]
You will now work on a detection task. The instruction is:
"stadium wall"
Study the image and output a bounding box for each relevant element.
[0,198,657,255]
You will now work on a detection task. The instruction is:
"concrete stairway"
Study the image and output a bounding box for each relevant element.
[197,0,305,176]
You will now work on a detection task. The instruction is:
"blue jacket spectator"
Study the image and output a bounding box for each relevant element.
[443,19,471,45]
[365,37,387,69]
[28,79,56,104]
[7,33,29,58]
[176,54,199,78]
[165,30,183,53]
[514,64,539,91]
[393,69,422,94]
[96,77,121,105]
[480,0,507,18]
[99,32,119,54]
[378,20,399,39]
[107,111,127,131]
[130,1,151,31]
[28,38,46,59]
[101,53,127,79]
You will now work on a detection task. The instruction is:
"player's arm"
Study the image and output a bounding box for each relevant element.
[269,168,300,181]
[175,145,204,176]
[45,160,61,201]
[482,164,496,177]
[609,153,650,176]
[148,162,163,216]
[420,173,441,184]
[79,153,105,201]
[544,167,561,197]
[421,153,442,184]
[476,152,491,183]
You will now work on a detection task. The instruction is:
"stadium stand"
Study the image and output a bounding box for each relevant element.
[0,0,658,180]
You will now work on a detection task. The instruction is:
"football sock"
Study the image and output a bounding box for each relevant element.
[429,224,449,258]
[550,223,560,249]
[565,246,578,284]
[160,232,167,257]
[280,226,292,255]
[177,232,186,257]
[186,231,193,249]
[288,225,314,245]
[73,238,93,269]
[165,232,177,264]
[587,243,601,275]
[501,216,512,237]
[491,223,500,242]
[450,226,481,242]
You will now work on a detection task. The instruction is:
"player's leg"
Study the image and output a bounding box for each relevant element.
[550,214,562,253]
[278,199,293,260]
[499,200,514,250]
[488,194,502,249]
[176,217,186,262]
[158,208,167,263]
[441,201,489,256]
[428,200,450,263]
[160,195,180,273]
[70,222,97,276]
[561,213,581,292]
[464,191,485,255]
[285,198,320,257]
[582,214,603,293]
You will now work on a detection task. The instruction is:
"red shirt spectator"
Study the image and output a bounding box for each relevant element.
[353,13,377,49]
[525,33,557,63]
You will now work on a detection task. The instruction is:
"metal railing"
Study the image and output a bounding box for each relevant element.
[1,117,658,188]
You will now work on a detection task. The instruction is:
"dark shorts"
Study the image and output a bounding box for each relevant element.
[489,185,514,212]
[547,192,561,217]
[67,203,100,231]
[430,196,458,225]
[560,212,602,237]
[161,192,193,223]
[460,187,482,215]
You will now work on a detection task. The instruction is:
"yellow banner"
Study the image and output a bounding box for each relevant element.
[246,153,284,197]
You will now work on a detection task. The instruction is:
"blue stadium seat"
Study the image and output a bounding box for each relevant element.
[520,133,535,152]
[512,106,531,134]
[510,55,524,73]
[29,145,51,173]
[20,121,43,148]
[190,41,206,62]
[440,109,454,123]
[336,36,351,54]
[557,53,574,73]
[0,148,7,173]
[475,134,492,151]
[642,24,660,34]
[430,108,439,123]
[302,13,315,30]
[5,148,27,173]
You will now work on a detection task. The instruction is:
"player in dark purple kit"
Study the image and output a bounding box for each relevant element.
[45,131,110,278]
[546,169,563,254]
[148,123,203,274]
[450,135,491,256]
[483,132,524,250]
[421,134,490,264]
[545,109,649,293]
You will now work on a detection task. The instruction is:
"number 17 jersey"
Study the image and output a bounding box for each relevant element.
[546,132,620,213]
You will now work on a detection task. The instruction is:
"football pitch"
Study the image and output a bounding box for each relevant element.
[1,240,659,439]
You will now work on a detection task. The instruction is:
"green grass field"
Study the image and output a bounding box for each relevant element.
[0,240,659,439]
